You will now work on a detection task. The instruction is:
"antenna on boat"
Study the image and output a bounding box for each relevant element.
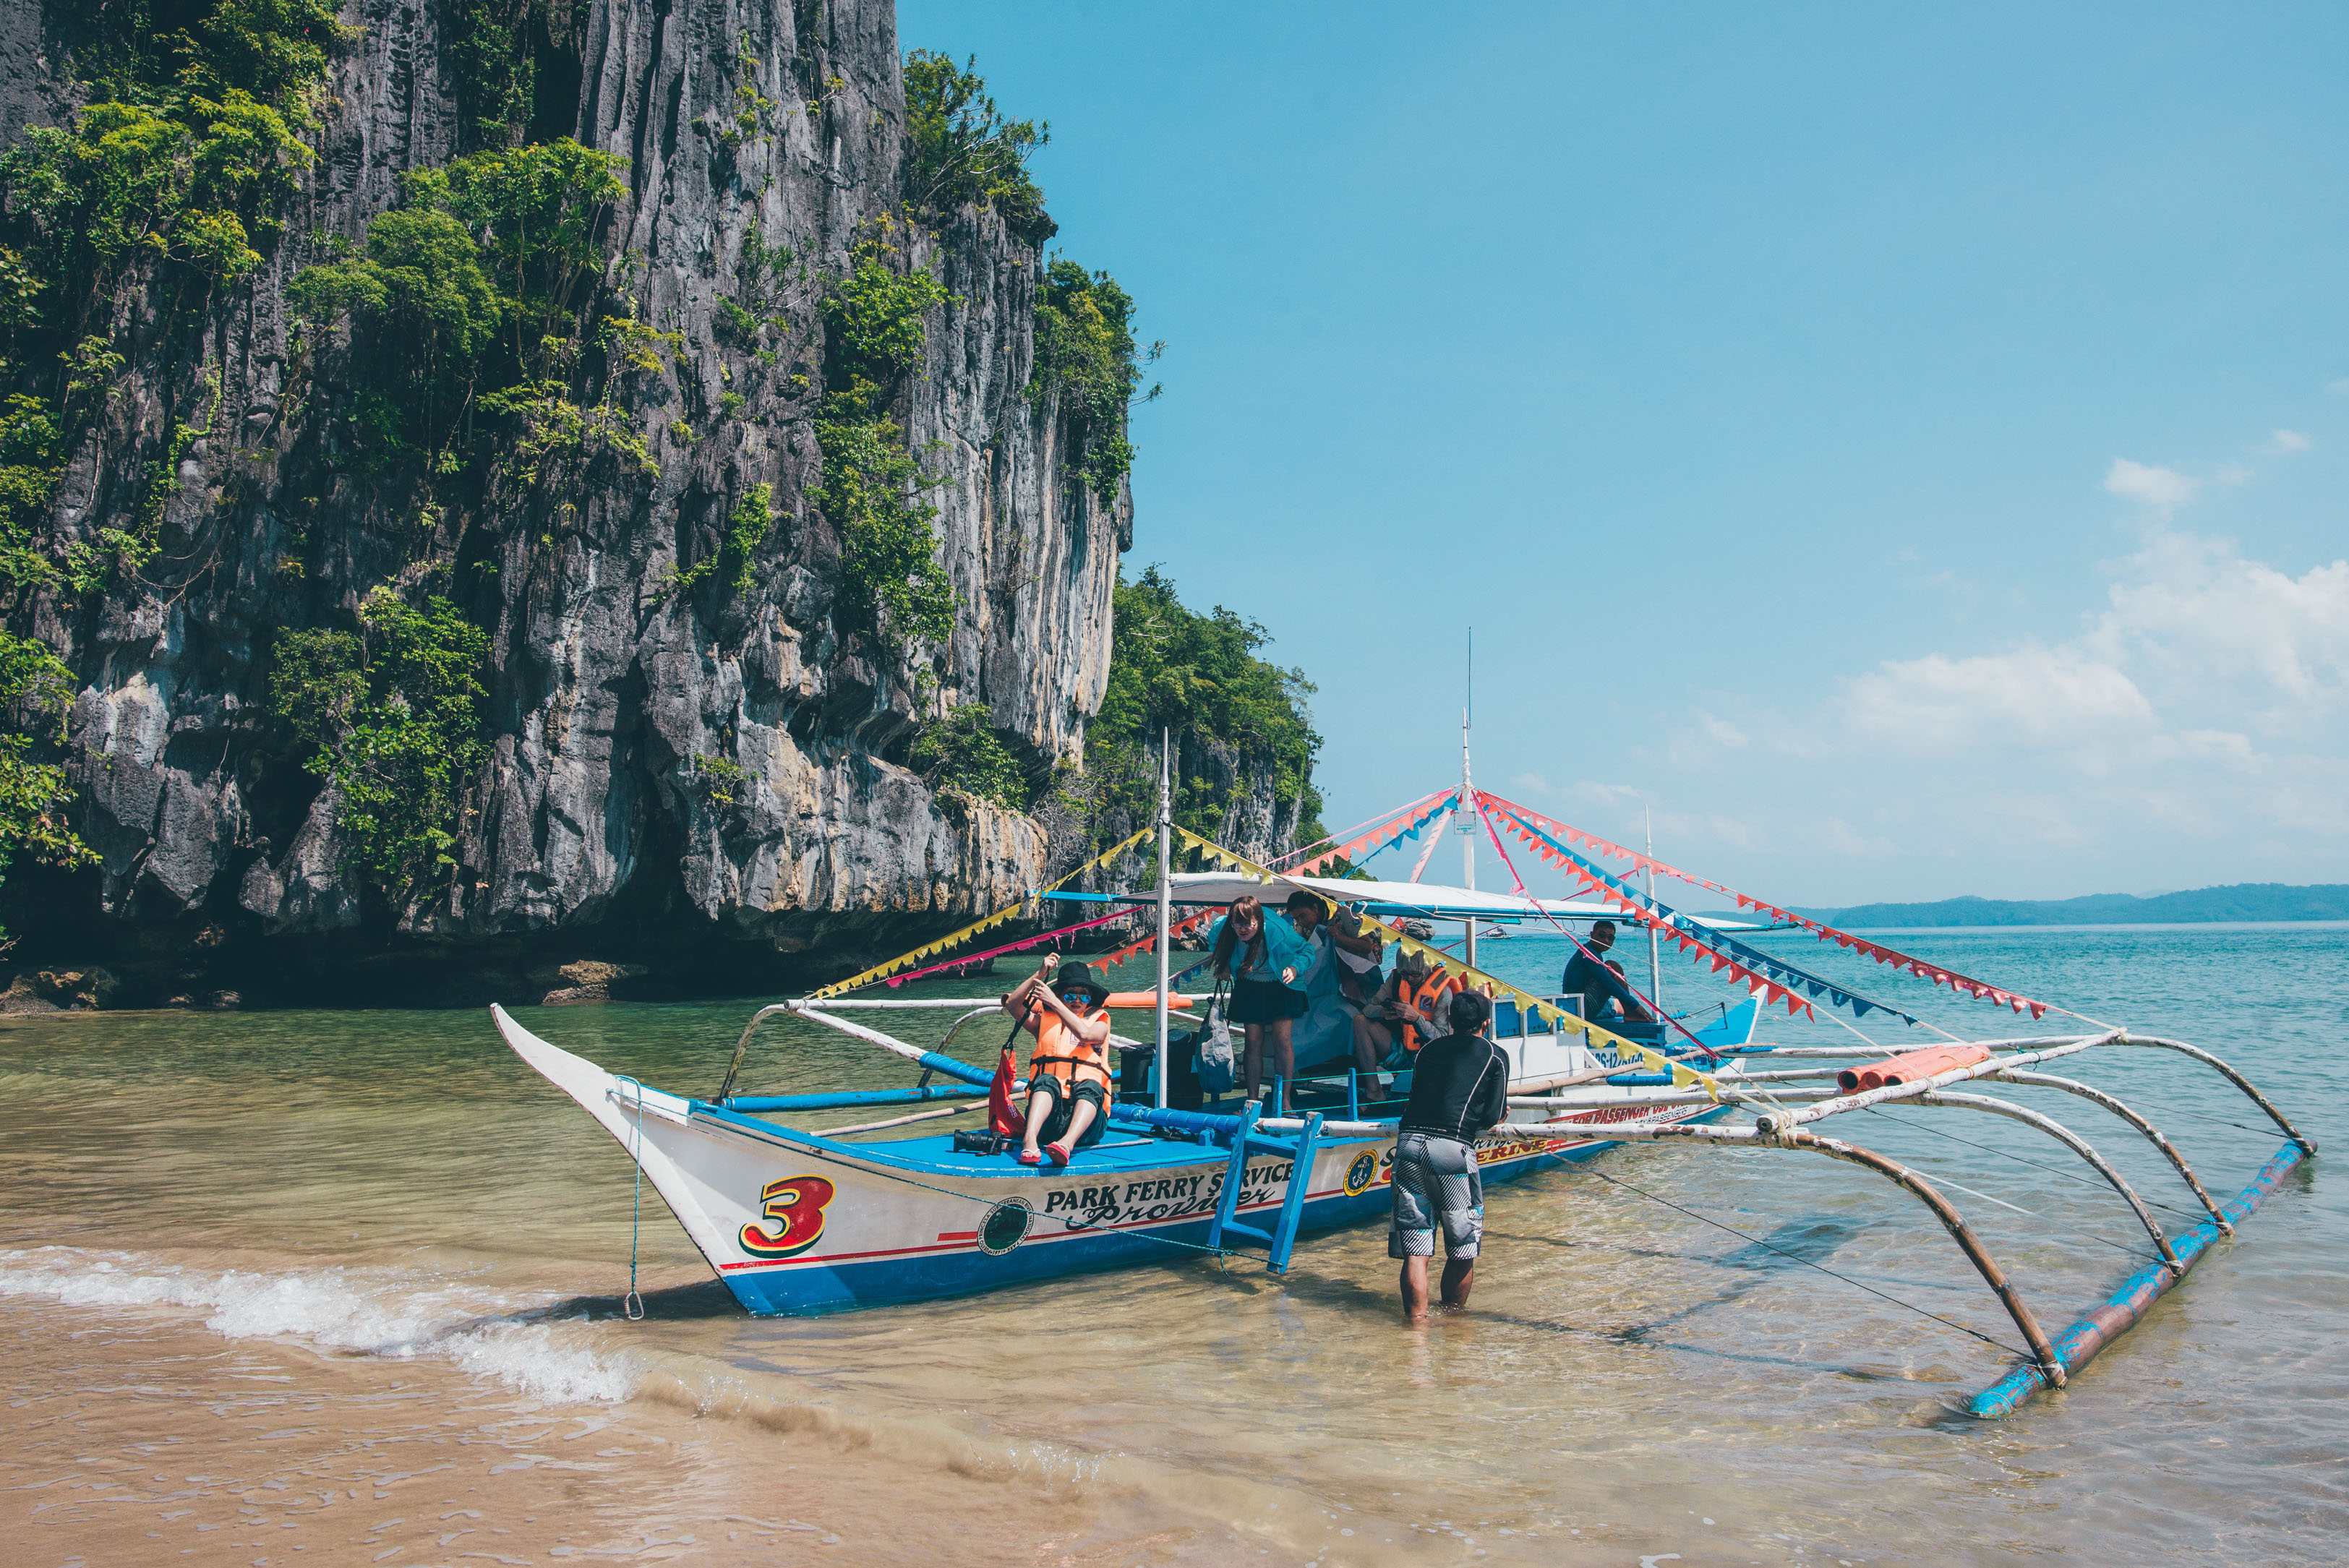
[1643,800,1662,1011]
[1460,627,1476,969]
[1154,726,1173,1110]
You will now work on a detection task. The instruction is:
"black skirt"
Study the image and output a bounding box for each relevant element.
[1228,977,1306,1024]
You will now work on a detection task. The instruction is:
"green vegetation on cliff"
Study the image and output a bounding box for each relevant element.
[267,590,489,894]
[0,0,351,599]
[903,51,1054,246]
[0,629,93,939]
[1030,262,1160,504]
[1083,565,1323,847]
[816,228,956,648]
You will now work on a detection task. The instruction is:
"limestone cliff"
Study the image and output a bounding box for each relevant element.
[0,0,1184,1003]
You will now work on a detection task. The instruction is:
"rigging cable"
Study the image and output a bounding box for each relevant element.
[1571,1165,2031,1358]
[1861,1106,2208,1224]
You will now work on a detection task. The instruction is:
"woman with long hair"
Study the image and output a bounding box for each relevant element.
[1207,894,1314,1113]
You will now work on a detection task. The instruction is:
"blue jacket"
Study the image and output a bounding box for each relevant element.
[1208,910,1314,990]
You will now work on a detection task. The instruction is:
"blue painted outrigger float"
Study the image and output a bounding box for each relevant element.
[496,764,2318,1418]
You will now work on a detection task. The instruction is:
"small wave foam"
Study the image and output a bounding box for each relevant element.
[0,1246,636,1404]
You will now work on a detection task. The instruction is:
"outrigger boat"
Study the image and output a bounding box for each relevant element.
[495,744,2315,1418]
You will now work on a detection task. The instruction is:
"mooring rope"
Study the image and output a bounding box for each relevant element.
[614,1075,648,1321]
[1571,1165,2031,1358]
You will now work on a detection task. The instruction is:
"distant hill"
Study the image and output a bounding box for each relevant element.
[1794,883,2349,928]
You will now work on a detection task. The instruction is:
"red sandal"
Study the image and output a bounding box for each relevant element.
[1045,1141,1072,1168]
[1016,1148,1042,1165]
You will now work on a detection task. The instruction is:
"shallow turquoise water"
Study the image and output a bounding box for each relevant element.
[2,924,2343,1564]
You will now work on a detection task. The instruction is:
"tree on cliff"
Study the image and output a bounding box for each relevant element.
[0,630,93,942]
[1075,565,1325,858]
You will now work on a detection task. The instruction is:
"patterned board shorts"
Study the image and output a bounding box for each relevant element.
[1387,1132,1484,1260]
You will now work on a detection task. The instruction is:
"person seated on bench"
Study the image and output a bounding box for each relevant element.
[1370,948,1458,1062]
[1561,920,1643,1021]
[1600,959,1653,1024]
[1001,959,1116,1167]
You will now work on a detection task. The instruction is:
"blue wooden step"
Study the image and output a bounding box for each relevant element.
[1205,1100,1325,1274]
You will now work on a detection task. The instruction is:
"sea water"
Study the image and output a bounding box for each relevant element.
[3,924,2344,1565]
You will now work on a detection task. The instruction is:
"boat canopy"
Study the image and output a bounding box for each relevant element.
[1047,871,1763,930]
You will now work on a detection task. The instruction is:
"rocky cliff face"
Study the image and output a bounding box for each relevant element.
[1,0,1168,1003]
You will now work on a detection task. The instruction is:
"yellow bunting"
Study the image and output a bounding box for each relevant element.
[804,828,1155,1001]
[1171,830,1719,1097]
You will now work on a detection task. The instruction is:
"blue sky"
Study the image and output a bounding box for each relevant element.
[898,1,2349,906]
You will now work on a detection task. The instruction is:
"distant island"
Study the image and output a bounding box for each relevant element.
[1793,883,2349,927]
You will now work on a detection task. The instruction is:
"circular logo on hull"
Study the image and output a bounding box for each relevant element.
[979,1196,1034,1255]
[1343,1152,1378,1196]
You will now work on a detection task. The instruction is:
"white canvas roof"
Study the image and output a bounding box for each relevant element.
[1150,871,1760,930]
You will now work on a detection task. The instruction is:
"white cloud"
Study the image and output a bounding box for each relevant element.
[2268,429,2312,453]
[1842,646,2155,755]
[1835,531,2348,770]
[2090,530,2349,729]
[2103,458,2199,510]
[1631,528,2349,900]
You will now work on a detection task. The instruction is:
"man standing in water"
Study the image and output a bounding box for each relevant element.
[1389,988,1508,1321]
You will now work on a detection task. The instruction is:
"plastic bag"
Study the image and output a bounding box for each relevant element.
[1197,985,1236,1093]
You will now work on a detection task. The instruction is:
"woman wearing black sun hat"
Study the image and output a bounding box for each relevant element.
[1000,957,1117,1167]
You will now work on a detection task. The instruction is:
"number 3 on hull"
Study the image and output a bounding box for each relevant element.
[738,1175,836,1259]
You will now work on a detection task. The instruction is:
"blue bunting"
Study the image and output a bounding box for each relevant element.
[1496,807,1919,1028]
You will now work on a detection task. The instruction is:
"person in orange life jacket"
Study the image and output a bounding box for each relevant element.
[1357,920,1439,1063]
[1371,947,1457,1060]
[1207,895,1313,1114]
[1001,958,1116,1168]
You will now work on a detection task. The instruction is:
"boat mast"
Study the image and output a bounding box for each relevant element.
[1154,727,1173,1110]
[1643,801,1662,1013]
[1460,628,1476,971]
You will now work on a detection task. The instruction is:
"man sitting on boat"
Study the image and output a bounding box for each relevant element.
[1560,920,1643,1022]
[1600,959,1653,1024]
[1002,959,1116,1168]
[1390,986,1508,1322]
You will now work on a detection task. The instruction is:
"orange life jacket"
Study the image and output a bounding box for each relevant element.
[1393,972,1458,1051]
[1023,1002,1116,1100]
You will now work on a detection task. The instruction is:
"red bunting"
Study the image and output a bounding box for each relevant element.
[1293,792,1456,877]
[1084,906,1214,973]
[1479,790,2058,1026]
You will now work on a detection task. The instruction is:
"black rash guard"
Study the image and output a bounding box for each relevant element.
[1398,1030,1510,1142]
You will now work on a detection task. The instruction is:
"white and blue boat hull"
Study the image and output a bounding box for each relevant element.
[492,1003,1749,1316]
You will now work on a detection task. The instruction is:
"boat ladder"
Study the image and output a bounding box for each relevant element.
[1205,1100,1325,1274]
